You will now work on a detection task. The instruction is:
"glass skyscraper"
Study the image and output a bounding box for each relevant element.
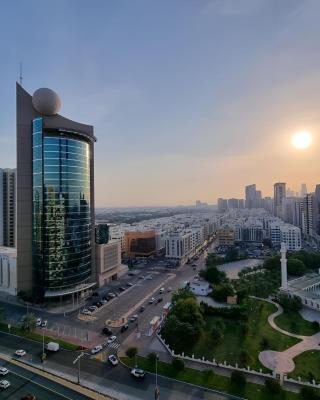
[17,84,96,300]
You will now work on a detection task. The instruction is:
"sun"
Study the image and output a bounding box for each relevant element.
[291,131,312,149]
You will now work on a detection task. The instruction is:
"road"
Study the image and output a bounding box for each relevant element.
[0,358,89,400]
[0,330,241,400]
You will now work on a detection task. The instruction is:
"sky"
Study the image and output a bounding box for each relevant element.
[0,0,320,207]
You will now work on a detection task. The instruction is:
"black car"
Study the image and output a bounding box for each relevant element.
[156,298,163,304]
[120,324,129,333]
[119,287,125,292]
[95,301,103,307]
[140,306,145,312]
[102,327,113,336]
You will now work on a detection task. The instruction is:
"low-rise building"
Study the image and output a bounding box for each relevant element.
[216,228,235,246]
[96,240,126,287]
[124,230,156,257]
[189,280,211,296]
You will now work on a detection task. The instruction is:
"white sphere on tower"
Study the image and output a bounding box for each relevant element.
[32,88,61,116]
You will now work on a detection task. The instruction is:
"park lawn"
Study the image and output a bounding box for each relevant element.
[0,322,78,350]
[122,356,300,400]
[187,299,299,370]
[288,350,320,383]
[275,310,319,336]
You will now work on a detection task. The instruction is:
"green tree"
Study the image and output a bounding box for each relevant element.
[287,258,307,276]
[125,347,138,359]
[264,378,282,395]
[171,358,184,373]
[276,294,302,312]
[311,321,320,331]
[231,371,246,389]
[171,288,196,303]
[300,387,320,400]
[21,313,36,332]
[200,266,226,284]
[263,256,280,271]
[239,350,250,366]
[211,325,224,344]
[171,298,205,330]
[211,283,235,302]
[147,352,158,364]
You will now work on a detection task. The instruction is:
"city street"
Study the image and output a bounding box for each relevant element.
[0,358,89,400]
[0,331,241,400]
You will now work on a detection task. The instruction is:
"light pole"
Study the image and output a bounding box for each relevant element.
[73,352,86,384]
[155,354,160,400]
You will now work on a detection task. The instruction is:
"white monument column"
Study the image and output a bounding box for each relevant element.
[280,242,288,290]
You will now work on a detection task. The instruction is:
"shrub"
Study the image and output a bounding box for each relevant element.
[125,347,138,359]
[171,358,184,373]
[231,371,246,388]
[300,387,320,400]
[311,321,320,331]
[264,378,282,394]
[147,352,157,364]
[276,294,302,312]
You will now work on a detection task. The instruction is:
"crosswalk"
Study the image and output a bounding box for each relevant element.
[108,342,120,349]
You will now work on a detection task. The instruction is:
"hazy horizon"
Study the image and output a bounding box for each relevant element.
[1,0,319,207]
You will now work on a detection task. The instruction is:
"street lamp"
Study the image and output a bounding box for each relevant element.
[155,353,160,400]
[73,352,86,384]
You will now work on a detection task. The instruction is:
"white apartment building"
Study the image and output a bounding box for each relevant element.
[280,224,302,251]
[0,246,17,296]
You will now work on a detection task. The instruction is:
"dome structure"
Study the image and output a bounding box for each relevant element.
[32,88,61,116]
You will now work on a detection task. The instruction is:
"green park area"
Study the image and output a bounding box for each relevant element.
[190,299,298,370]
[289,350,320,383]
[275,310,319,336]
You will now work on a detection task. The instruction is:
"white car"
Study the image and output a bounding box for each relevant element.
[0,380,10,389]
[81,309,91,315]
[108,354,118,366]
[107,335,117,345]
[148,297,155,304]
[130,314,138,322]
[0,368,8,376]
[41,320,48,328]
[131,368,145,378]
[36,318,42,327]
[15,349,26,357]
[91,345,103,355]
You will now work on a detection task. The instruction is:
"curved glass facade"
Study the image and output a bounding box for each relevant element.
[33,118,92,295]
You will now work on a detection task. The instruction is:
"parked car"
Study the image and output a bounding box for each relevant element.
[100,299,107,305]
[95,301,103,308]
[159,288,164,294]
[0,380,10,389]
[102,327,113,336]
[91,345,103,355]
[140,306,145,312]
[146,275,153,280]
[157,298,163,304]
[120,324,129,333]
[36,318,42,327]
[167,287,172,292]
[40,320,47,328]
[108,354,118,366]
[148,297,155,304]
[89,306,98,312]
[81,309,91,315]
[0,368,8,376]
[107,335,117,345]
[108,293,116,299]
[131,368,145,378]
[15,349,26,357]
[119,287,126,292]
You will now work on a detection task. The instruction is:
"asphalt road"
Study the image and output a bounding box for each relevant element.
[0,331,241,400]
[0,358,89,400]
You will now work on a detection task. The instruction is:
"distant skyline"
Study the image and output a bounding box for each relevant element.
[0,0,319,207]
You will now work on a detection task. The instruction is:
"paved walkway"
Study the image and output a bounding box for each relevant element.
[254,297,320,374]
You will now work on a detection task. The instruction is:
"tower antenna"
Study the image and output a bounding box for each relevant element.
[19,62,23,86]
